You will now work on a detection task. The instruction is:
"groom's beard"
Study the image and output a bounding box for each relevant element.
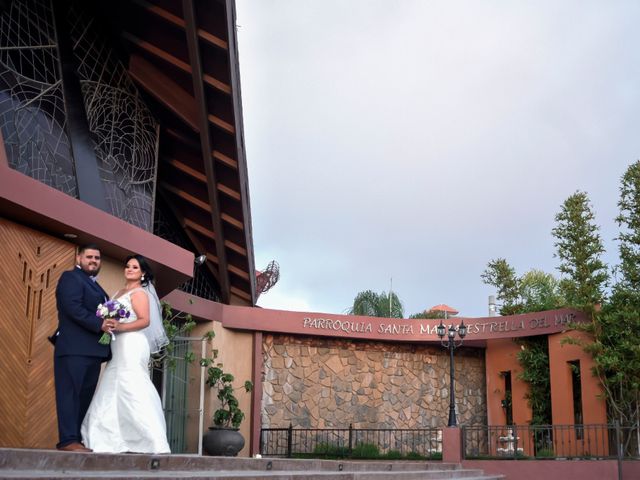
[79,264,101,276]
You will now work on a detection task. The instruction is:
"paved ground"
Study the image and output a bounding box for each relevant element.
[0,448,504,480]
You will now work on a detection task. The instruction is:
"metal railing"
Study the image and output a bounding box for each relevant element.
[260,424,443,459]
[160,337,207,454]
[463,423,640,460]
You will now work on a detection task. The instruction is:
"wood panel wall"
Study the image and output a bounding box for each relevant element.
[0,218,75,448]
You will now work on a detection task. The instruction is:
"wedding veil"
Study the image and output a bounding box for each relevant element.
[142,283,170,354]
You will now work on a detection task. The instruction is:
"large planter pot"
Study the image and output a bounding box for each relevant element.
[202,427,245,456]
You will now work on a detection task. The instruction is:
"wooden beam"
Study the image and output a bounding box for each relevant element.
[162,158,241,201]
[228,264,249,280]
[198,29,229,52]
[123,32,231,94]
[163,129,238,170]
[204,74,231,95]
[124,32,191,73]
[164,127,200,151]
[162,182,245,232]
[184,218,215,239]
[213,150,238,169]
[221,212,243,230]
[131,0,229,51]
[163,157,207,183]
[225,0,257,304]
[215,235,247,256]
[160,182,211,212]
[157,190,221,285]
[231,286,252,302]
[217,182,241,201]
[225,241,247,256]
[183,0,231,303]
[129,54,198,131]
[208,113,235,134]
[184,211,246,256]
[201,252,252,283]
[129,54,232,137]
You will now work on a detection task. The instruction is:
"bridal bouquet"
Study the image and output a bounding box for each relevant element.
[97,299,130,345]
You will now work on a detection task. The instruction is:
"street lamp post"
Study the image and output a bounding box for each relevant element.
[437,318,467,427]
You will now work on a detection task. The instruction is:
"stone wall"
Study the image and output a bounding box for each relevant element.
[262,334,487,429]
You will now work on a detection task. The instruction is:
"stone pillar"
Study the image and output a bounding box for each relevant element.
[442,427,462,464]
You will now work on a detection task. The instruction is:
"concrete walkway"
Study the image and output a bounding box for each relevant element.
[0,448,504,480]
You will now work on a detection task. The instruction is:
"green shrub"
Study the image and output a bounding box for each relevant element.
[404,451,424,460]
[312,442,348,458]
[351,443,380,458]
[385,450,402,459]
[535,448,555,458]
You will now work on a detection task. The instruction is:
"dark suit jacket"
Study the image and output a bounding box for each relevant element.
[54,267,111,359]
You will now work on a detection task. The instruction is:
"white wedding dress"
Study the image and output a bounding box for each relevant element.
[81,289,170,453]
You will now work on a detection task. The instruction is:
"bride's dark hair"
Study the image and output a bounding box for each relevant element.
[125,254,154,286]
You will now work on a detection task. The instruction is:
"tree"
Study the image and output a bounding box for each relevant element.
[481,258,522,315]
[347,290,404,318]
[481,262,563,426]
[551,190,608,312]
[408,310,447,319]
[481,260,564,316]
[581,161,640,427]
[519,269,564,313]
[589,295,640,426]
[616,160,640,290]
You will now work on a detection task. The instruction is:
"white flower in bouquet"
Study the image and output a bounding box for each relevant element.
[96,299,130,345]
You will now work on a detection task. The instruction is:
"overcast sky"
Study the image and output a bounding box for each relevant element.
[235,0,640,318]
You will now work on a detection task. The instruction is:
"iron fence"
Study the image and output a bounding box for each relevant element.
[260,425,442,459]
[463,423,640,460]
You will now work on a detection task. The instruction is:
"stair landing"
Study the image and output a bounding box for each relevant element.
[0,448,504,480]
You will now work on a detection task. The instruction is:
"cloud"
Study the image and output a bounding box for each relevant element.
[238,0,640,317]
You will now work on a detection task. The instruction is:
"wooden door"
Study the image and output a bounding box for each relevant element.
[0,218,75,448]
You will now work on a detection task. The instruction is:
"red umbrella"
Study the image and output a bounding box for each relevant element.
[428,304,459,316]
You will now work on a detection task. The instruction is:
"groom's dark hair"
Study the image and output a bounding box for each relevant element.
[78,243,101,254]
[125,254,154,286]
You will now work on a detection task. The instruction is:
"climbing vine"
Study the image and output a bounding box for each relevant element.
[516,336,552,425]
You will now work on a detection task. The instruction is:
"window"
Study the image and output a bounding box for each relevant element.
[501,371,513,425]
[569,360,583,439]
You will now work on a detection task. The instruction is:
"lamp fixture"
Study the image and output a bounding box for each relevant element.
[436,315,466,427]
[194,254,207,266]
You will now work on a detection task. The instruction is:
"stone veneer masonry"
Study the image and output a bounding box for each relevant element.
[262,334,487,429]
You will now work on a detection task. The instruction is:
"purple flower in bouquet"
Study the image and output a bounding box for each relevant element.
[97,299,130,345]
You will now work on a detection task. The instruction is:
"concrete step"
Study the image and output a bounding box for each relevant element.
[0,449,504,480]
[0,473,504,480]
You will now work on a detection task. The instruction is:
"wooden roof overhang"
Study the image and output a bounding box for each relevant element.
[102,0,256,305]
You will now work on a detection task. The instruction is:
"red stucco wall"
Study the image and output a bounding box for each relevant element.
[463,459,624,480]
[485,338,531,426]
[548,330,608,457]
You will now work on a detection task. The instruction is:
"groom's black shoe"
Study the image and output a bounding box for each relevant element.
[57,442,92,452]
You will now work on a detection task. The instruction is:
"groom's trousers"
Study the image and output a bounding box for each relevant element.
[54,355,102,448]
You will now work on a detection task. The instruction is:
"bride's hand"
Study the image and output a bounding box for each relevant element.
[101,319,113,333]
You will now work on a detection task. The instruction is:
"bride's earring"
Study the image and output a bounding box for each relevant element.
[141,275,145,282]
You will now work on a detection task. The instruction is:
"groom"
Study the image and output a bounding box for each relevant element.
[53,244,112,452]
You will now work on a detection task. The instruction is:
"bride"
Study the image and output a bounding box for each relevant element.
[81,255,171,454]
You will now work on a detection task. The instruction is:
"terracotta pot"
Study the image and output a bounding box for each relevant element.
[202,427,245,456]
